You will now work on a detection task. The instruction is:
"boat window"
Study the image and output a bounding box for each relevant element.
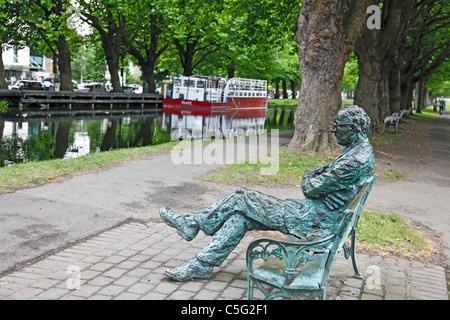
[174,79,182,87]
[197,81,205,88]
[184,80,195,88]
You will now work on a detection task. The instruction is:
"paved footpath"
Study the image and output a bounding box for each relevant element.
[0,221,447,300]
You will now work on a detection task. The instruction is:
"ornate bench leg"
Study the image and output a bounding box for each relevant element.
[349,230,363,279]
[247,277,254,300]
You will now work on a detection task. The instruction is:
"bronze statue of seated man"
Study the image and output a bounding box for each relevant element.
[160,105,374,281]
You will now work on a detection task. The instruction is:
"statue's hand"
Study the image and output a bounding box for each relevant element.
[322,192,346,210]
[305,163,330,179]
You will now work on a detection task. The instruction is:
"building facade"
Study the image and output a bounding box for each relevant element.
[2,46,54,84]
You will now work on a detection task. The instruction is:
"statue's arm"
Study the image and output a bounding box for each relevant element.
[301,160,357,199]
[302,163,330,180]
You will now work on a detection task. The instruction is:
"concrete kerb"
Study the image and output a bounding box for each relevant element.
[0,220,447,300]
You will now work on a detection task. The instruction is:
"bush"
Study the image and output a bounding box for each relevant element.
[0,100,9,115]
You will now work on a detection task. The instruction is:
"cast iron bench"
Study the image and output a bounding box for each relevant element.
[401,107,413,118]
[246,175,377,300]
[382,112,402,133]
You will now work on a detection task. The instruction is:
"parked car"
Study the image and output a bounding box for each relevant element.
[77,82,107,92]
[42,78,56,91]
[8,80,45,91]
[122,85,137,94]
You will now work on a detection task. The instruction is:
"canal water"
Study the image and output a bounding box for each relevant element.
[0,105,296,167]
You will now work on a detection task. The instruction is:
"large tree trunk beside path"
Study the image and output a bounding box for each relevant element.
[288,0,374,153]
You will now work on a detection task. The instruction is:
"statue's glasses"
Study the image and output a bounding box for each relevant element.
[331,122,357,132]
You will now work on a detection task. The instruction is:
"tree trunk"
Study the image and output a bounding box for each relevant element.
[0,47,7,89]
[378,62,391,121]
[142,65,156,93]
[281,79,289,99]
[227,65,235,78]
[288,0,371,152]
[353,0,412,133]
[400,74,414,111]
[56,36,73,91]
[353,0,413,132]
[174,39,195,76]
[290,80,296,99]
[415,77,428,113]
[388,54,402,114]
[354,56,382,133]
[274,81,280,99]
[102,37,122,93]
[0,122,4,142]
[126,36,168,94]
[282,79,288,99]
[84,9,126,93]
[107,55,121,92]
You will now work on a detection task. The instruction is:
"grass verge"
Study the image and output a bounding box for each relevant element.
[268,98,298,106]
[267,98,354,107]
[410,106,440,120]
[204,149,333,186]
[380,169,403,180]
[358,210,429,254]
[0,141,179,193]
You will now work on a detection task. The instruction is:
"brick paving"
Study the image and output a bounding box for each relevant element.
[0,221,447,300]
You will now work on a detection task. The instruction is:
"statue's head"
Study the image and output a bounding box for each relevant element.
[331,105,370,147]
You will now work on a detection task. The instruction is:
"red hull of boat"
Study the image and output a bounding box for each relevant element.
[163,97,268,119]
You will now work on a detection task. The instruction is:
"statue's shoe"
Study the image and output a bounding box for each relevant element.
[165,259,213,281]
[160,207,199,242]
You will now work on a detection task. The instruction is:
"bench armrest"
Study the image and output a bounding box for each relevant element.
[246,235,336,280]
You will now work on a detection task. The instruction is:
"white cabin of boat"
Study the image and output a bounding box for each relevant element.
[163,75,267,103]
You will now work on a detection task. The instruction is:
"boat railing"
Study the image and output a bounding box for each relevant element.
[224,78,267,100]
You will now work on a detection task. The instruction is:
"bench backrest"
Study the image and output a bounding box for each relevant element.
[320,175,377,286]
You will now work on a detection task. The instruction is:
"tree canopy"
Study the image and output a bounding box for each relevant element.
[1,0,448,149]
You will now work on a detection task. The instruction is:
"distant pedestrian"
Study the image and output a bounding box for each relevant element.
[438,97,446,115]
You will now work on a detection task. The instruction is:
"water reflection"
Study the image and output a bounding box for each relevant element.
[0,115,171,167]
[0,105,295,166]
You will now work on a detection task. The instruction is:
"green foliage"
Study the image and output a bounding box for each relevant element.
[3,0,448,108]
[71,44,106,82]
[0,100,9,114]
[427,60,450,97]
[342,53,358,92]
